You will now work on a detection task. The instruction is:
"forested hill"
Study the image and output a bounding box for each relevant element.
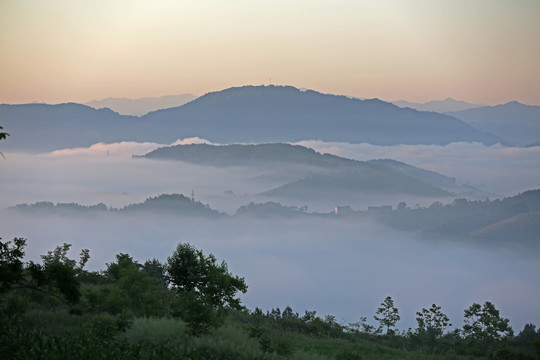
[11,194,224,218]
[378,189,540,251]
[143,143,456,198]
[143,143,362,168]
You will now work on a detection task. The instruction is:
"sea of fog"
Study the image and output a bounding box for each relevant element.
[1,139,539,331]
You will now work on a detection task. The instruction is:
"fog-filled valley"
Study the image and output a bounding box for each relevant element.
[2,138,539,334]
[3,1,540,357]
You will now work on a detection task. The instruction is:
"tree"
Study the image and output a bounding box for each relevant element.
[415,304,451,350]
[0,125,8,159]
[0,237,26,294]
[462,301,512,352]
[166,243,247,335]
[374,296,400,334]
[0,239,88,307]
[102,253,169,317]
[416,304,451,337]
[142,258,168,288]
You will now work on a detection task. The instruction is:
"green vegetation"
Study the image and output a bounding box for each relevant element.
[0,125,8,158]
[1,237,540,359]
[167,243,247,335]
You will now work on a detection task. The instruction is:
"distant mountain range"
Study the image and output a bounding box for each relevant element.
[447,101,540,147]
[0,86,506,152]
[142,86,504,146]
[142,143,457,199]
[393,98,484,113]
[0,103,137,151]
[85,94,197,116]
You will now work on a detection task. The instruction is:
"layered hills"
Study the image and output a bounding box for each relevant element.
[0,86,505,152]
[142,86,504,146]
[447,101,540,147]
[393,97,483,113]
[85,94,197,116]
[142,143,454,199]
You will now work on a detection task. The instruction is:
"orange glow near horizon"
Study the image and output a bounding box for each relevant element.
[1,0,539,105]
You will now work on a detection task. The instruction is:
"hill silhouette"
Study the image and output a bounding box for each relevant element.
[144,143,365,168]
[393,97,483,113]
[143,143,453,198]
[378,189,540,252]
[0,103,139,151]
[143,85,505,146]
[263,170,451,200]
[1,86,506,151]
[447,101,540,146]
[85,94,196,116]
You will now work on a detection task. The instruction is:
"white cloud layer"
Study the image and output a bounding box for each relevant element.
[296,141,540,196]
[42,137,213,158]
[1,139,539,332]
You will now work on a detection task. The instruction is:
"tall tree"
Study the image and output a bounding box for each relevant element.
[0,239,88,307]
[374,296,400,334]
[416,304,451,337]
[462,301,512,353]
[415,304,451,350]
[166,243,247,335]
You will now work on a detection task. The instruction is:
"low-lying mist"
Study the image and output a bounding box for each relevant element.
[1,210,538,332]
[1,139,539,332]
[297,140,540,196]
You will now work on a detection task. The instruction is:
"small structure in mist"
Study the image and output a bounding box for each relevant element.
[334,205,353,216]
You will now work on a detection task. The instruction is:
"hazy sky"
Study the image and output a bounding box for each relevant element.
[1,0,539,105]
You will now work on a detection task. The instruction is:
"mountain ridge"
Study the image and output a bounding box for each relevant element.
[447,101,540,146]
[1,85,508,151]
[142,85,505,146]
[142,143,455,199]
[393,97,484,113]
[85,93,197,116]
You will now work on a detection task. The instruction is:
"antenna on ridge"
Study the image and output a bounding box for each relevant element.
[190,190,195,202]
[269,77,272,86]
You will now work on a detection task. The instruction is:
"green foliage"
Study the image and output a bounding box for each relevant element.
[374,296,400,334]
[415,304,452,351]
[84,313,122,339]
[0,125,8,140]
[166,243,248,335]
[463,302,513,355]
[0,237,26,294]
[0,125,8,158]
[123,317,189,346]
[416,304,451,337]
[0,290,28,322]
[98,253,170,317]
[143,257,168,288]
[463,302,512,342]
[1,239,88,307]
[2,239,538,359]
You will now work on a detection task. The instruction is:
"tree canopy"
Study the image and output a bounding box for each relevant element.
[166,243,248,335]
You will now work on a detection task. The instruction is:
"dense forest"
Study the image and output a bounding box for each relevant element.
[1,238,539,359]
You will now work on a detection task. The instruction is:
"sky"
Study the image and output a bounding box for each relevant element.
[1,0,539,105]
